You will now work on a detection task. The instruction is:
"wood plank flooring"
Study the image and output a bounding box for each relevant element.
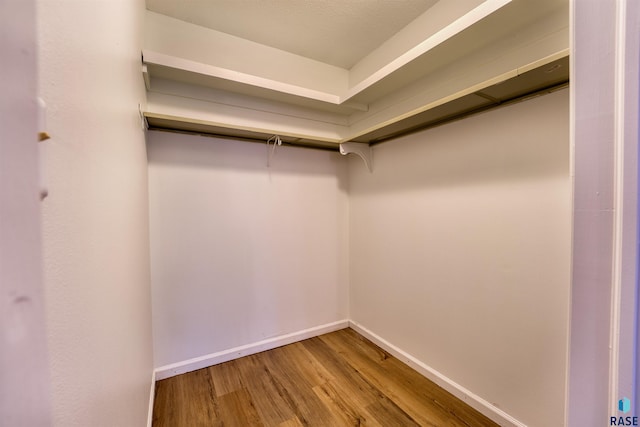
[152,328,499,426]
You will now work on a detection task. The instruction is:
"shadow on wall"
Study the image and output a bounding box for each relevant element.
[351,89,570,194]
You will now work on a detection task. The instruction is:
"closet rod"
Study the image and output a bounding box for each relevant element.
[368,81,569,146]
[146,126,341,153]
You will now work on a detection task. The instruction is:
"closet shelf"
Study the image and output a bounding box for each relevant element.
[141,0,569,149]
[144,53,568,148]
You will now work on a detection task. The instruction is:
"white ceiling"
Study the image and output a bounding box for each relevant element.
[145,0,439,69]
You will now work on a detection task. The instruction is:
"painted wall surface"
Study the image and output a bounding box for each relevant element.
[349,89,570,427]
[37,0,154,426]
[0,0,51,424]
[148,132,349,368]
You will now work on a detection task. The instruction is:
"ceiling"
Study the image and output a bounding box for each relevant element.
[145,0,439,69]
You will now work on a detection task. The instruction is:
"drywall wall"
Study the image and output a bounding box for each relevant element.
[0,0,51,424]
[37,0,153,426]
[148,132,349,368]
[349,89,570,427]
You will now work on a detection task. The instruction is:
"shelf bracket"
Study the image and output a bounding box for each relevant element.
[340,142,373,173]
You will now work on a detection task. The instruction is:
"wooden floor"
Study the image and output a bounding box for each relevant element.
[153,328,499,426]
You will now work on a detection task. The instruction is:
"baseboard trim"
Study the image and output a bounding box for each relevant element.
[146,370,156,427]
[348,320,527,427]
[154,319,350,380]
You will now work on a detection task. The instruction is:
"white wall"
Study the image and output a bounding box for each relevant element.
[148,132,349,368]
[349,89,570,427]
[0,0,51,425]
[37,0,153,426]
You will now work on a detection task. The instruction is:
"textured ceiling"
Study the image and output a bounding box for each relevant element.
[145,0,439,69]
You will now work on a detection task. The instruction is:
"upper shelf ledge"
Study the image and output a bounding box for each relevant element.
[142,0,513,110]
[142,0,569,147]
[143,50,342,105]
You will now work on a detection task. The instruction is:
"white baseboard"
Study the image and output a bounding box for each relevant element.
[348,320,527,427]
[154,319,349,380]
[146,370,156,427]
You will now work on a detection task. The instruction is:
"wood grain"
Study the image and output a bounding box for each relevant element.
[153,328,499,426]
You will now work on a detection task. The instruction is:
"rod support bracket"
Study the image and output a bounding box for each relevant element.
[339,142,373,173]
